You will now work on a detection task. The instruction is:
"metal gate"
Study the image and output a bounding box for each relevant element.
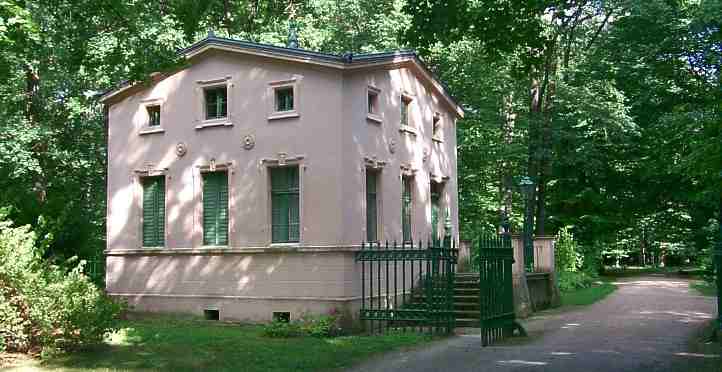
[356,239,457,334]
[478,232,517,346]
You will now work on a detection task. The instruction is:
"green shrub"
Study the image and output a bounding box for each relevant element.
[557,271,598,292]
[263,310,342,338]
[555,227,583,272]
[297,313,342,338]
[0,214,123,353]
[262,319,301,338]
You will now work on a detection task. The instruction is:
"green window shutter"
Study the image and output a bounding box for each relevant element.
[203,172,228,246]
[142,176,165,247]
[402,176,412,242]
[271,166,299,243]
[366,170,378,242]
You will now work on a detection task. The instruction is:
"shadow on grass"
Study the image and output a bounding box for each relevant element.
[38,317,433,372]
[560,281,617,307]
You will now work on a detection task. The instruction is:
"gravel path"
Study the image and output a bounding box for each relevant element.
[347,275,718,372]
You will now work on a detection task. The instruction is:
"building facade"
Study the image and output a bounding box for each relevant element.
[102,35,463,323]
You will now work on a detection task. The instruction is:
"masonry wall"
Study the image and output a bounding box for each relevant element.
[105,49,459,322]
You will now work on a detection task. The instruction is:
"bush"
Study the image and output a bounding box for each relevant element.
[0,214,123,353]
[555,227,583,272]
[263,310,342,338]
[262,319,301,338]
[557,271,598,292]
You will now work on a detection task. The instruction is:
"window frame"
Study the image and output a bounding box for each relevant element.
[400,94,413,127]
[401,175,414,243]
[139,98,165,135]
[268,77,301,121]
[269,165,301,244]
[195,76,234,130]
[203,85,228,121]
[366,86,382,124]
[274,86,295,113]
[398,93,418,137]
[432,112,443,141]
[365,168,381,242]
[430,181,444,244]
[146,105,161,127]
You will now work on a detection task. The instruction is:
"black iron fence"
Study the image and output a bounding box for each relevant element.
[477,233,518,346]
[356,239,457,334]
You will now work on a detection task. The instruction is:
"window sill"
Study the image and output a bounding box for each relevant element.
[195,120,233,130]
[139,128,165,136]
[269,242,300,247]
[399,125,418,136]
[432,136,444,143]
[366,114,383,124]
[268,111,300,121]
[105,245,363,256]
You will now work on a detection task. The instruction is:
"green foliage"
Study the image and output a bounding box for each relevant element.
[557,271,598,292]
[263,311,342,338]
[555,227,582,273]
[262,319,301,338]
[560,281,616,307]
[690,281,717,297]
[0,214,123,352]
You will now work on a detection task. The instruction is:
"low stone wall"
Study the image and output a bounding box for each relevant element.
[511,236,560,316]
[526,272,552,311]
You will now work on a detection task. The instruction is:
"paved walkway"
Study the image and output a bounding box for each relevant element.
[348,275,718,372]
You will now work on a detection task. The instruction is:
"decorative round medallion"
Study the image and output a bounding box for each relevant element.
[388,139,397,154]
[175,142,187,157]
[242,134,255,150]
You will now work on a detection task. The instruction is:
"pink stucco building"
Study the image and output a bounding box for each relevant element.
[100,34,463,323]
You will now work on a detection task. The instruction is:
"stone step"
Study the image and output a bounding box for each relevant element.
[453,302,480,311]
[454,280,479,287]
[453,309,481,317]
[455,318,480,327]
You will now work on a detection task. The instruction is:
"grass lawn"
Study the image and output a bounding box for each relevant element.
[560,280,617,307]
[690,280,717,297]
[3,316,435,372]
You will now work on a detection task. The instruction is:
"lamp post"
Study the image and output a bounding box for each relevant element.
[520,176,535,272]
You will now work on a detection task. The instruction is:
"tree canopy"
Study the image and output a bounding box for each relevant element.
[0,0,719,268]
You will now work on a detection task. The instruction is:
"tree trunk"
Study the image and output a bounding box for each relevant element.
[25,62,47,204]
[534,37,558,237]
[500,93,515,228]
[527,66,542,234]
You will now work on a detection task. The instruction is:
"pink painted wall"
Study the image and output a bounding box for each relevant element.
[105,47,460,321]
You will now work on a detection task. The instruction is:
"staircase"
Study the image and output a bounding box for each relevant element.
[399,272,482,328]
[454,272,481,327]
